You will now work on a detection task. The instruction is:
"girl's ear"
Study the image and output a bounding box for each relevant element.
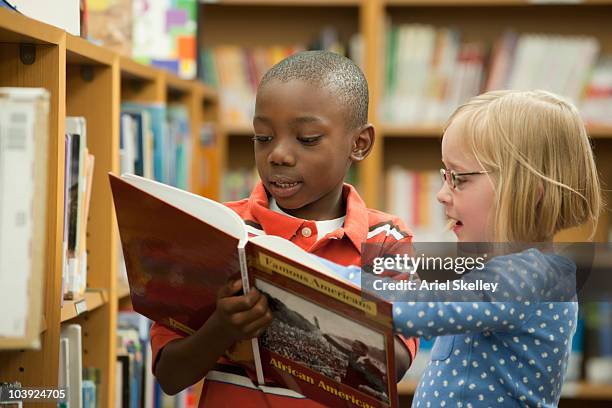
[350,124,375,162]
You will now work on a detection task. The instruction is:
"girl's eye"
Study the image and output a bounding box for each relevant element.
[454,176,467,188]
[253,135,272,143]
[297,135,323,145]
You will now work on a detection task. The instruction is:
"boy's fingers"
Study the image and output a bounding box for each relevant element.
[217,279,243,299]
[227,293,269,326]
[220,289,262,314]
[243,311,273,339]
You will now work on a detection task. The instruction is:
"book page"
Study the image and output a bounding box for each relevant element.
[121,174,247,245]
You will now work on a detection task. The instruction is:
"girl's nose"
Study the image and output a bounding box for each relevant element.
[436,181,452,206]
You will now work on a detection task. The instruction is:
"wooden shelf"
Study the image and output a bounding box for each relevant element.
[222,123,254,135]
[209,0,360,6]
[165,72,194,96]
[195,82,219,101]
[66,34,115,66]
[0,7,219,406]
[40,316,47,334]
[385,0,612,6]
[562,381,612,400]
[0,7,63,44]
[381,124,612,139]
[119,55,161,82]
[117,280,130,300]
[382,125,444,138]
[586,124,612,138]
[60,290,109,323]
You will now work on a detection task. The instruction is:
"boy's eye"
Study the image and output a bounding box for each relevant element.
[253,135,273,143]
[297,135,323,145]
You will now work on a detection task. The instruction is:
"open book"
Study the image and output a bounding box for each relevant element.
[109,173,398,408]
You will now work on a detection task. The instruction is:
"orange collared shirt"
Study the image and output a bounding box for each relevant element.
[150,182,417,407]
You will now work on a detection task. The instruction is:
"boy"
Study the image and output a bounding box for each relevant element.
[152,51,417,406]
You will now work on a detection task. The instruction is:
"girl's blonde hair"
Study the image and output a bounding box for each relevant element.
[446,90,602,242]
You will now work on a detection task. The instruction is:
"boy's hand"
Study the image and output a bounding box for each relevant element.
[211,279,273,343]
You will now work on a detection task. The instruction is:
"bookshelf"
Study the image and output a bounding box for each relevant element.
[376,0,612,244]
[0,9,65,404]
[0,6,220,408]
[0,0,609,406]
[198,1,362,199]
[198,0,612,404]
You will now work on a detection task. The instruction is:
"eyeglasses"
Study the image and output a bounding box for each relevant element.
[440,168,490,190]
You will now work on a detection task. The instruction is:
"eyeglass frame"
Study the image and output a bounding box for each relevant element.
[440,168,490,190]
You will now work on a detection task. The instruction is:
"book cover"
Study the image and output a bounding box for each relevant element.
[0,88,49,348]
[247,236,398,408]
[60,324,83,408]
[109,173,398,408]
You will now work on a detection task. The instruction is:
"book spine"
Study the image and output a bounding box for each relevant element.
[238,246,264,385]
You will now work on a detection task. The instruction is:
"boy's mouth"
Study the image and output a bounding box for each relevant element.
[267,177,303,199]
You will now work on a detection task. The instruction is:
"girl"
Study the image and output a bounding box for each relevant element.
[385,90,600,407]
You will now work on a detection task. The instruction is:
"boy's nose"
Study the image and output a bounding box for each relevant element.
[436,182,452,206]
[268,141,296,167]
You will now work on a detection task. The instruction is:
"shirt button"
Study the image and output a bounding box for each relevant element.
[301,227,312,238]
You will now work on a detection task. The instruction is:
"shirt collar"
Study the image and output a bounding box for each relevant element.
[247,181,369,253]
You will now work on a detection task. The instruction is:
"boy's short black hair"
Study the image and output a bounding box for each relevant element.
[258,50,369,130]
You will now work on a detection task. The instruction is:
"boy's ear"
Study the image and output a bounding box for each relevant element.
[350,124,375,162]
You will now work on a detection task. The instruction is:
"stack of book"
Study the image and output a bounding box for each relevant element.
[385,167,454,242]
[120,102,192,189]
[381,24,606,126]
[115,311,199,408]
[59,323,100,408]
[582,57,612,126]
[199,29,362,127]
[382,24,485,125]
[87,0,197,79]
[63,117,95,301]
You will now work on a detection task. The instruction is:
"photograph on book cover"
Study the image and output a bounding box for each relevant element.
[247,243,397,408]
[256,278,390,403]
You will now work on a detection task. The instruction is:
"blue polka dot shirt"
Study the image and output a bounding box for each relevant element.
[317,249,578,407]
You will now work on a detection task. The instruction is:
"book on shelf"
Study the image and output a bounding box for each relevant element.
[381,23,609,127]
[60,324,83,408]
[87,0,132,56]
[58,337,69,407]
[10,0,80,35]
[582,56,612,126]
[166,105,192,190]
[121,103,165,182]
[385,167,454,242]
[116,310,202,408]
[199,28,363,127]
[63,117,95,301]
[120,108,154,179]
[0,88,49,348]
[120,103,192,189]
[82,380,96,408]
[0,0,17,11]
[132,0,197,79]
[109,173,399,408]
